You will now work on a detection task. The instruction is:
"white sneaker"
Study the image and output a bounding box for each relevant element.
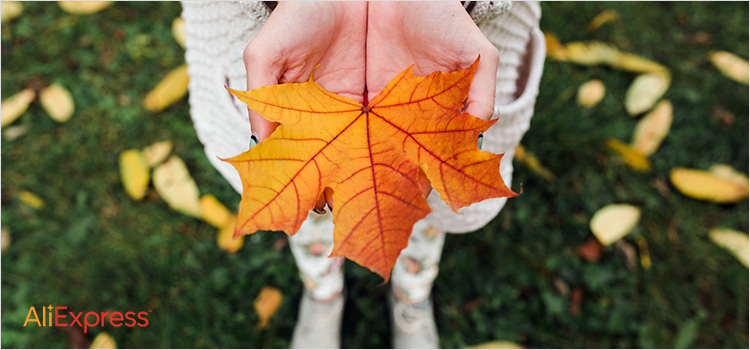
[388,290,439,349]
[290,289,345,349]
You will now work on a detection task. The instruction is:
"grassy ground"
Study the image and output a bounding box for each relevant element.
[1,2,748,348]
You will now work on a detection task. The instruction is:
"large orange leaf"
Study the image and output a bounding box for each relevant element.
[225,58,516,279]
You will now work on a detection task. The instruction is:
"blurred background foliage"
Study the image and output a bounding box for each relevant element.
[1,2,748,348]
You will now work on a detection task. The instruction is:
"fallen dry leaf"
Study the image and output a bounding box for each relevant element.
[624,72,671,115]
[634,236,652,269]
[712,106,735,126]
[217,216,243,253]
[1,88,35,127]
[200,194,233,228]
[556,40,668,74]
[708,51,749,85]
[611,51,669,76]
[606,139,652,172]
[709,228,749,267]
[514,145,555,181]
[544,32,567,61]
[3,125,28,141]
[143,64,189,112]
[119,149,150,201]
[39,85,75,123]
[254,287,283,330]
[1,1,23,22]
[615,240,637,271]
[18,191,44,209]
[142,140,173,167]
[466,341,524,349]
[226,58,516,279]
[587,9,621,32]
[152,156,202,217]
[569,288,582,316]
[577,237,604,262]
[59,1,113,14]
[631,100,672,156]
[89,331,116,349]
[590,204,641,246]
[172,17,186,48]
[1,227,10,253]
[577,79,606,108]
[709,164,750,188]
[670,166,749,203]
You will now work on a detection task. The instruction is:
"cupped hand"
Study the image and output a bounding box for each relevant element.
[366,2,500,196]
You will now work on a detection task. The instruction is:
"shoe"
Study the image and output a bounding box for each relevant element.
[388,289,439,349]
[290,289,345,349]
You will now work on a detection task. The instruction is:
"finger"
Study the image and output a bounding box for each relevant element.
[243,40,283,141]
[464,47,500,121]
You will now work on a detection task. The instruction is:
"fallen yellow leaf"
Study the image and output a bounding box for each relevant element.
[89,331,117,349]
[544,32,567,61]
[587,9,621,32]
[514,145,555,181]
[143,64,189,112]
[708,51,749,85]
[556,40,667,74]
[18,191,44,209]
[590,204,641,246]
[217,216,243,253]
[1,1,23,23]
[610,52,669,74]
[3,125,28,141]
[1,88,35,127]
[606,139,652,172]
[577,79,606,108]
[467,341,524,349]
[564,41,619,66]
[142,140,173,167]
[624,72,671,115]
[152,156,202,217]
[39,85,75,123]
[709,164,750,188]
[1,227,10,253]
[254,287,283,330]
[201,194,233,228]
[172,17,186,48]
[709,228,749,267]
[59,1,113,14]
[119,149,150,201]
[670,167,749,203]
[631,100,672,156]
[634,236,652,269]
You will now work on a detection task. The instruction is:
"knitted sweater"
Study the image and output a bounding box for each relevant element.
[181,1,545,234]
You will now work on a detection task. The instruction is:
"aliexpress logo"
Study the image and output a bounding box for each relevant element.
[23,305,151,333]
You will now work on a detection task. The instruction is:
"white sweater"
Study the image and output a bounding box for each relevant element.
[181,1,545,234]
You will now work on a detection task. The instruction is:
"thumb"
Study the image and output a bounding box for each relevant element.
[243,42,282,142]
[464,49,499,121]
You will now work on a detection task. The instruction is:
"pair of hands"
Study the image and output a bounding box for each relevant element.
[243,2,500,212]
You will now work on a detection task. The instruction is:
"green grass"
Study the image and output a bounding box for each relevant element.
[1,2,748,348]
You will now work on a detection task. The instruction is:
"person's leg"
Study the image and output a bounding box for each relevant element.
[287,211,346,349]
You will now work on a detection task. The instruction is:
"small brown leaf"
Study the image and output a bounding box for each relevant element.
[18,191,44,209]
[39,85,75,123]
[68,327,90,349]
[119,149,150,201]
[172,17,186,48]
[577,237,604,262]
[143,64,189,112]
[577,79,606,108]
[1,1,23,23]
[553,277,570,296]
[217,216,243,253]
[200,194,233,228]
[709,228,749,267]
[254,287,283,330]
[606,139,652,172]
[709,51,749,85]
[631,100,672,156]
[1,227,10,253]
[89,331,117,349]
[615,240,637,271]
[1,88,35,127]
[712,106,735,126]
[152,156,202,217]
[590,204,641,246]
[569,288,582,316]
[59,1,113,14]
[461,297,485,315]
[670,166,749,203]
[624,73,671,115]
[142,140,173,167]
[586,10,621,32]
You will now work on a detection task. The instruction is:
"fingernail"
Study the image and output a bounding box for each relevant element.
[477,134,484,150]
[250,135,258,148]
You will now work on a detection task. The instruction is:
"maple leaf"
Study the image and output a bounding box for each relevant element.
[225,58,517,280]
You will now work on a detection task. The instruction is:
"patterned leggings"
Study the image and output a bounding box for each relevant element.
[289,211,445,304]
